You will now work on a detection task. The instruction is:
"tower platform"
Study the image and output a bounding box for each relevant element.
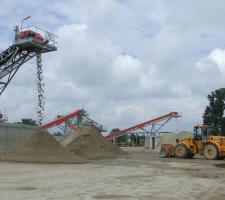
[14,25,57,53]
[0,25,57,95]
[14,37,57,53]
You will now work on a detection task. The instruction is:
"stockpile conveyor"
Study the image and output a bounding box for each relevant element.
[42,109,105,134]
[106,111,181,140]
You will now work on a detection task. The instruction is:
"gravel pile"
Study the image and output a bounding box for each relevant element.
[0,129,87,164]
[60,126,126,160]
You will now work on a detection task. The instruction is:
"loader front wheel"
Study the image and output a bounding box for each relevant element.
[175,144,189,159]
[203,144,219,160]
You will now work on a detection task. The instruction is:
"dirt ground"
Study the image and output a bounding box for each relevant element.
[0,147,225,200]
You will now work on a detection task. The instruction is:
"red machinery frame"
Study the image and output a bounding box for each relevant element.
[41,108,104,133]
[41,109,84,129]
[106,111,180,140]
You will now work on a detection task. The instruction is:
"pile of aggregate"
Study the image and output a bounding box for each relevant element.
[60,126,126,160]
[0,129,86,164]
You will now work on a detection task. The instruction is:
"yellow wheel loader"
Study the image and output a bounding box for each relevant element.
[160,125,225,160]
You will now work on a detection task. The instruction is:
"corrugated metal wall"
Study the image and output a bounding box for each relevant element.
[0,122,38,152]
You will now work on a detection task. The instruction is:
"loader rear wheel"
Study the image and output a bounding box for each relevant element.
[203,144,219,160]
[175,144,189,159]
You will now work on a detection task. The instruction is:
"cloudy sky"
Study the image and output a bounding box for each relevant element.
[0,0,225,132]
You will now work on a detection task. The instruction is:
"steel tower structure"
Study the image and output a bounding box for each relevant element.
[0,25,57,95]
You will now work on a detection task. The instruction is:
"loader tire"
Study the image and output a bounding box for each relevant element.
[174,144,189,159]
[203,144,219,160]
[159,148,168,158]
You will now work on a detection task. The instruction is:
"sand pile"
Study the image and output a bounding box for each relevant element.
[60,126,126,159]
[0,129,86,164]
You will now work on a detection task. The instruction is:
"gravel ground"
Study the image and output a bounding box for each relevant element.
[0,147,225,200]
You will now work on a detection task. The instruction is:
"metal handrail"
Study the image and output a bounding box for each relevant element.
[20,25,57,45]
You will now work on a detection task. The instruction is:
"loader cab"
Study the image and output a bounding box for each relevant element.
[193,125,212,141]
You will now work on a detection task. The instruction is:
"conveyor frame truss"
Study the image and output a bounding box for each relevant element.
[106,112,181,140]
[0,46,35,95]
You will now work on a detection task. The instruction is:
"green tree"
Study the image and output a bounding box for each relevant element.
[17,118,38,126]
[110,128,120,133]
[203,88,225,135]
[110,128,128,143]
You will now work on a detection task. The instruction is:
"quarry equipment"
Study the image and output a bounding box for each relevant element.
[106,111,181,140]
[42,109,105,134]
[16,30,44,41]
[42,109,85,131]
[159,144,175,158]
[0,25,57,95]
[0,23,57,125]
[160,125,225,160]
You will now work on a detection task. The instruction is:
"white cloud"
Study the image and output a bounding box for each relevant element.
[57,24,88,38]
[197,48,225,75]
[112,55,142,82]
[1,0,225,131]
[170,84,191,97]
